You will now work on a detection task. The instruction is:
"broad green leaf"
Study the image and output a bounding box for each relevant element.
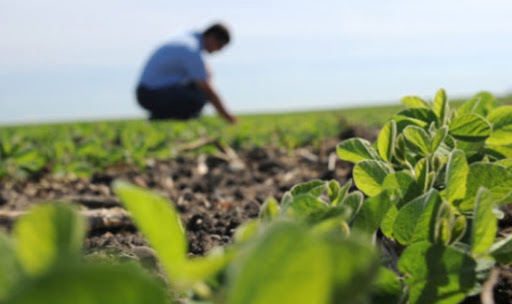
[495,158,512,171]
[430,127,448,152]
[394,116,428,132]
[471,188,497,255]
[259,197,280,221]
[382,172,422,206]
[393,190,441,245]
[371,266,403,304]
[398,242,476,304]
[445,150,468,205]
[280,194,330,224]
[485,144,512,159]
[486,105,512,146]
[290,180,326,197]
[401,96,429,108]
[414,158,429,192]
[353,160,394,196]
[323,235,379,302]
[489,235,512,264]
[377,120,397,162]
[462,162,512,209]
[394,108,438,131]
[410,192,443,244]
[433,89,448,125]
[457,91,497,117]
[352,189,400,235]
[449,113,491,141]
[455,139,485,156]
[14,203,86,276]
[337,138,381,163]
[113,181,187,279]
[403,125,431,156]
[0,232,23,301]
[6,263,170,304]
[380,205,399,239]
[226,222,331,304]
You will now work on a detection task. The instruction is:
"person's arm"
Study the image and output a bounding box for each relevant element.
[195,80,237,124]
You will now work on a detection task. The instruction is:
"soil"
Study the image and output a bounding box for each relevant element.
[1,126,511,303]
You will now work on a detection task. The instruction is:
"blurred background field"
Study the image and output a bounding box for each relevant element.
[1,93,511,180]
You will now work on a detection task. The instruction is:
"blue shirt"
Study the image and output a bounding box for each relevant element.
[138,32,208,89]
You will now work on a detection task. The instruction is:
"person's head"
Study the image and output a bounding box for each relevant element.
[202,23,230,53]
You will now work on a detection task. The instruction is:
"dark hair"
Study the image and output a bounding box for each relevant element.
[203,23,231,45]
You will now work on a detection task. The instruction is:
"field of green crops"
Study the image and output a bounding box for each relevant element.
[0,104,401,180]
[1,90,512,304]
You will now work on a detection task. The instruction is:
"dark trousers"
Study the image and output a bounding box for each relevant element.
[136,84,207,120]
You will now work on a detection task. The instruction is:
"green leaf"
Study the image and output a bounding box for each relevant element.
[13,203,86,276]
[382,172,422,205]
[371,266,403,304]
[462,162,512,210]
[324,235,379,302]
[403,126,432,156]
[0,232,23,301]
[337,138,381,163]
[259,197,280,221]
[433,89,448,125]
[398,242,476,304]
[401,96,429,108]
[486,105,512,146]
[393,190,441,245]
[353,160,393,196]
[489,235,512,264]
[414,158,429,192]
[394,108,438,131]
[377,120,397,162]
[410,192,444,244]
[6,263,170,304]
[445,150,468,205]
[226,222,331,304]
[431,127,448,153]
[457,91,497,117]
[449,113,491,141]
[352,189,400,235]
[290,180,326,197]
[113,181,187,279]
[280,194,330,224]
[471,188,497,255]
[380,205,399,239]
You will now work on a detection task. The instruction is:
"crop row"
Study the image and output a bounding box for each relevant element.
[0,110,359,180]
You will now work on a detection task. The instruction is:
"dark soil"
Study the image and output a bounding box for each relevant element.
[1,126,511,303]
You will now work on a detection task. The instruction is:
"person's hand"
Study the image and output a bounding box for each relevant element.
[227,115,238,124]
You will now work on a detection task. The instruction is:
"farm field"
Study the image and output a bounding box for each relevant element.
[1,91,512,303]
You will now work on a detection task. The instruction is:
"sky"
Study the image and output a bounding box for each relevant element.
[1,0,511,125]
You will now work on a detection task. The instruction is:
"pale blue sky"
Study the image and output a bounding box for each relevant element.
[1,0,511,125]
